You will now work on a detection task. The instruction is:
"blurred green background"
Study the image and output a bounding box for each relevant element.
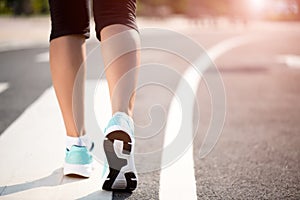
[0,0,299,20]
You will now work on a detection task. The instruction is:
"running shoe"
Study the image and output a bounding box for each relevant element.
[102,112,138,191]
[64,144,93,177]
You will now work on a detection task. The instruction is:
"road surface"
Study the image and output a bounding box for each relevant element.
[0,20,300,199]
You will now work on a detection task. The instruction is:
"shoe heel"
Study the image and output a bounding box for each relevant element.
[124,172,137,191]
[102,131,137,191]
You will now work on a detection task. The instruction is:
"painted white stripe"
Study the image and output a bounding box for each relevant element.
[1,35,257,199]
[0,82,9,94]
[277,54,300,68]
[159,35,256,200]
[35,52,49,63]
[0,80,111,199]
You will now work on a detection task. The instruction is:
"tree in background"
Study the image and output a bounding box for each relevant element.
[0,0,299,20]
[138,0,188,16]
[31,0,48,14]
[0,0,48,15]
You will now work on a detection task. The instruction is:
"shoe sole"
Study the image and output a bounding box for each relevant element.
[64,162,93,178]
[102,131,137,191]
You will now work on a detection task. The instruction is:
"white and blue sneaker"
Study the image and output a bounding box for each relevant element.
[64,143,94,178]
[102,112,138,191]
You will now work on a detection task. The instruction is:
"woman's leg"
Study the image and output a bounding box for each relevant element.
[93,0,140,190]
[92,0,139,116]
[48,0,93,178]
[100,24,140,117]
[49,35,86,137]
[100,24,140,191]
[50,35,93,177]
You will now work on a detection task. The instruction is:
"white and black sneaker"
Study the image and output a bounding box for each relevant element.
[102,112,138,191]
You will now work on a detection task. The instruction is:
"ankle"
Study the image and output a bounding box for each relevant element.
[65,134,91,150]
[66,129,86,137]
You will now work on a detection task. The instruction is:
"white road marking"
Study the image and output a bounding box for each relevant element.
[0,82,9,94]
[0,80,111,199]
[277,54,300,68]
[1,34,257,199]
[35,52,49,63]
[86,80,111,165]
[159,35,256,200]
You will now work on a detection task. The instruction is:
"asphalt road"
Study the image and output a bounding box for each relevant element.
[0,21,300,199]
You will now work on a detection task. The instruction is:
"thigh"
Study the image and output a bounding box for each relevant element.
[93,0,138,41]
[49,0,90,41]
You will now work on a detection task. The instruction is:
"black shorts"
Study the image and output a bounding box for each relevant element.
[48,0,138,41]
